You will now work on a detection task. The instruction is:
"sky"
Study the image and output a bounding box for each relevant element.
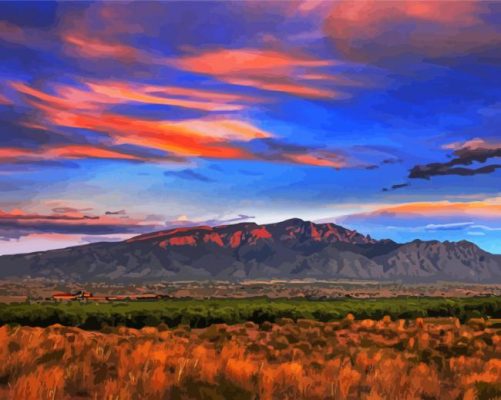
[0,0,500,255]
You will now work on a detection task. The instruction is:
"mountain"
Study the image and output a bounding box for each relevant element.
[0,218,499,283]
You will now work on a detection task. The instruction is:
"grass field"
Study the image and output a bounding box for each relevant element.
[1,297,500,399]
[0,296,499,329]
[1,316,500,399]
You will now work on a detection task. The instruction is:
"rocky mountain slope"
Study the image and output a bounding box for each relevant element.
[0,218,499,282]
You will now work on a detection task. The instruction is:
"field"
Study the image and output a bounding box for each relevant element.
[1,315,500,399]
[0,297,500,399]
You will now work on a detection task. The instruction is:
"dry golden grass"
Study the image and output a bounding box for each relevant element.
[0,316,499,399]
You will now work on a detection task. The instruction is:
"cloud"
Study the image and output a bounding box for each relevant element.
[163,214,255,229]
[391,183,409,190]
[62,34,142,62]
[425,222,474,231]
[80,235,128,244]
[170,47,354,99]
[5,82,263,160]
[164,169,214,182]
[324,0,500,65]
[105,210,127,216]
[0,144,170,164]
[382,183,409,192]
[249,138,347,168]
[5,80,359,169]
[0,20,54,50]
[334,198,501,253]
[409,138,501,179]
[81,81,254,112]
[337,198,501,227]
[382,158,402,165]
[410,164,501,179]
[0,208,162,241]
[52,207,93,214]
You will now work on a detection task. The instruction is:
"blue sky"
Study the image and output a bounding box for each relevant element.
[0,1,500,254]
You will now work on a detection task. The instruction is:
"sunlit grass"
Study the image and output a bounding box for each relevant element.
[0,315,500,399]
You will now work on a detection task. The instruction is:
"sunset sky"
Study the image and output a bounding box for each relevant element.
[0,1,500,255]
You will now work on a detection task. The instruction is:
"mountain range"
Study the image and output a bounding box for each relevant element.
[0,218,500,283]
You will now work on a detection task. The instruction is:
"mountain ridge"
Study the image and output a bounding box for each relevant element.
[0,218,499,283]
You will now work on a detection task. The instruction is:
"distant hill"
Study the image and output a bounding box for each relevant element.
[0,218,499,283]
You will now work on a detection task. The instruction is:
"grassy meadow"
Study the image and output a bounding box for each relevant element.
[0,297,500,399]
[0,315,500,399]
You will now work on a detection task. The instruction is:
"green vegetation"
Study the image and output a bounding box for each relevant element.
[0,297,499,330]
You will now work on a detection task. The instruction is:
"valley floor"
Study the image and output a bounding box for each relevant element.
[0,279,500,303]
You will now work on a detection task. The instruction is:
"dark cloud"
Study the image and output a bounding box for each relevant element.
[409,143,501,179]
[0,221,159,240]
[52,207,93,214]
[0,209,161,241]
[105,209,127,216]
[164,169,214,182]
[382,158,402,165]
[382,182,409,191]
[410,164,501,180]
[0,213,98,222]
[248,138,346,168]
[365,165,379,170]
[391,183,409,190]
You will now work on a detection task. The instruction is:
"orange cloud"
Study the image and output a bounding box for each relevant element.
[41,111,260,159]
[283,153,345,168]
[170,48,348,99]
[173,48,335,76]
[9,80,270,159]
[443,138,501,151]
[10,82,83,110]
[0,20,25,44]
[0,92,12,105]
[403,1,480,25]
[59,27,356,100]
[9,81,352,168]
[12,79,257,113]
[0,145,147,163]
[85,81,248,112]
[141,84,259,104]
[223,77,341,99]
[364,199,501,219]
[63,34,141,62]
[0,147,37,160]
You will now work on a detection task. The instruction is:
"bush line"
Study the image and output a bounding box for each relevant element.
[0,296,499,330]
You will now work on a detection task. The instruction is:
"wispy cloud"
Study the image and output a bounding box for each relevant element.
[164,169,214,183]
[170,48,353,99]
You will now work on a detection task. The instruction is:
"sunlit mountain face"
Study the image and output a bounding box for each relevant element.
[0,1,500,255]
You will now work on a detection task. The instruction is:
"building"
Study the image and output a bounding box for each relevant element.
[52,290,94,301]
